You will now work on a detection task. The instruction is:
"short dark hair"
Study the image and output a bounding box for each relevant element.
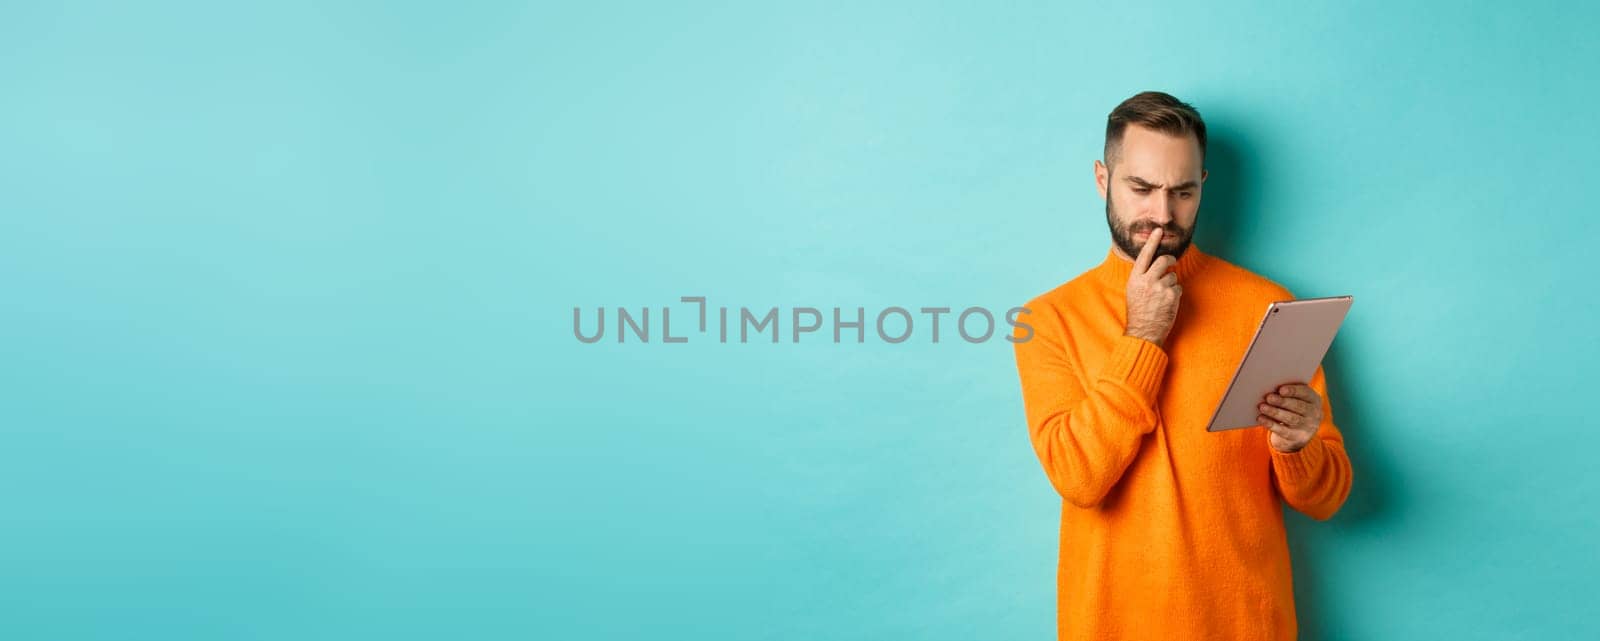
[1104,91,1207,168]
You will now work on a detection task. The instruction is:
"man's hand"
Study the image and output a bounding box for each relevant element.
[1123,228,1183,348]
[1259,383,1323,452]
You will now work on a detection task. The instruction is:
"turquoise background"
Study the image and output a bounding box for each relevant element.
[3,1,1596,639]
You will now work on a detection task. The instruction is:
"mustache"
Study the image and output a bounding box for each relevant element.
[1127,222,1186,236]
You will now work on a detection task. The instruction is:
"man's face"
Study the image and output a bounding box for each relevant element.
[1094,124,1208,261]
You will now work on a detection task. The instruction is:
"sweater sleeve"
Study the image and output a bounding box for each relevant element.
[1269,364,1354,520]
[1013,316,1169,508]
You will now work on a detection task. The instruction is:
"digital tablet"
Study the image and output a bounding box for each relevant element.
[1205,295,1354,432]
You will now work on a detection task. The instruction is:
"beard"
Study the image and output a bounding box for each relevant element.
[1106,197,1195,261]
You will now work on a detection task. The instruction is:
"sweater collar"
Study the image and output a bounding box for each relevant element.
[1092,241,1211,288]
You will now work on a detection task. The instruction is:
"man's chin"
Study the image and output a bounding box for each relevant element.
[1160,238,1191,259]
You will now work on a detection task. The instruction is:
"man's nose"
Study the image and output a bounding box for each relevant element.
[1148,194,1174,224]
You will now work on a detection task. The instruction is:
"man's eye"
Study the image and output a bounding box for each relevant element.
[1178,192,1193,199]
[1132,188,1151,194]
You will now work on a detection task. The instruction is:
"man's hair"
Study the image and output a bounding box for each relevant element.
[1103,91,1207,168]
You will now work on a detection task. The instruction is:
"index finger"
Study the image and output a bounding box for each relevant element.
[1134,227,1164,274]
[1276,383,1318,403]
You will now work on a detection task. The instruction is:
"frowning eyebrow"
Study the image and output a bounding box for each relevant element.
[1125,176,1198,191]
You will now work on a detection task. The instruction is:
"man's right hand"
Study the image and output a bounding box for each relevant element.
[1124,228,1183,348]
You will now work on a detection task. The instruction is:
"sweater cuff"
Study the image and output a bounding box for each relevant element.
[1100,334,1170,408]
[1270,435,1327,483]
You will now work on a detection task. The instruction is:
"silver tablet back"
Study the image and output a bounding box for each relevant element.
[1206,296,1354,432]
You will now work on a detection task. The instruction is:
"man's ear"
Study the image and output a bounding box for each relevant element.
[1201,169,1208,183]
[1094,160,1109,200]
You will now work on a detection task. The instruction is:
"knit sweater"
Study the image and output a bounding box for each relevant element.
[1011,242,1353,641]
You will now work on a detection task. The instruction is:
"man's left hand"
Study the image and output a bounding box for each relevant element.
[1258,383,1322,453]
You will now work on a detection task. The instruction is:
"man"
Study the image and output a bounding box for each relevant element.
[1011,91,1353,640]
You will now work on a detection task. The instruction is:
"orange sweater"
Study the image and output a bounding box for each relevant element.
[1011,243,1353,641]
